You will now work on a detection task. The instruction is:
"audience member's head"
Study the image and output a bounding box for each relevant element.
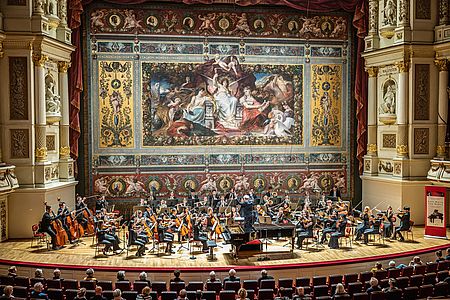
[335,283,346,294]
[86,268,95,278]
[8,266,16,276]
[179,289,187,299]
[436,250,443,258]
[34,282,44,293]
[369,277,379,287]
[113,289,122,299]
[296,287,305,296]
[412,256,422,265]
[229,269,236,277]
[78,288,87,298]
[53,268,61,279]
[388,278,397,288]
[139,271,148,281]
[375,262,382,270]
[388,261,396,268]
[209,271,216,280]
[95,286,103,295]
[174,270,181,279]
[141,286,151,296]
[238,288,247,299]
[34,268,43,278]
[261,269,268,277]
[117,270,126,281]
[3,285,13,297]
[446,248,450,256]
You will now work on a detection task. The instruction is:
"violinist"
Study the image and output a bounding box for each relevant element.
[215,195,227,210]
[329,186,341,200]
[383,206,395,238]
[303,191,311,211]
[320,210,338,244]
[296,212,313,249]
[318,192,327,210]
[329,214,347,249]
[209,190,219,208]
[97,220,122,254]
[392,206,411,242]
[157,218,175,254]
[363,212,383,244]
[128,220,146,257]
[75,196,89,231]
[95,196,108,211]
[248,188,256,202]
[325,200,334,216]
[143,206,154,220]
[193,216,208,252]
[275,207,286,224]
[355,206,371,241]
[225,206,240,225]
[39,205,60,250]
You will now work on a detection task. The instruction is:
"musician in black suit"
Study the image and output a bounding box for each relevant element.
[95,196,108,211]
[329,186,341,199]
[97,220,121,254]
[128,221,146,257]
[157,218,175,254]
[239,195,254,232]
[39,205,59,250]
[57,201,73,242]
[209,190,219,208]
[193,217,208,252]
[75,196,88,229]
[328,215,347,249]
[392,206,411,242]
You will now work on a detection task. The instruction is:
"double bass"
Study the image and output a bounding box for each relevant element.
[45,202,69,247]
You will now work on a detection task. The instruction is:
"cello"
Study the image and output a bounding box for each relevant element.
[80,197,96,235]
[45,202,69,247]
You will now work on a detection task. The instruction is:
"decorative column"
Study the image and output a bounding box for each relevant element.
[33,0,45,16]
[58,61,74,181]
[365,0,380,50]
[33,53,48,163]
[394,0,411,44]
[56,0,71,43]
[440,0,449,26]
[363,66,379,176]
[435,58,449,158]
[395,60,409,159]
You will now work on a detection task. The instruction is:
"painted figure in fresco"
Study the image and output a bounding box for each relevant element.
[125,177,146,195]
[91,10,105,29]
[110,91,122,114]
[320,91,332,125]
[380,82,396,114]
[287,20,299,32]
[264,109,291,137]
[199,174,218,193]
[331,17,347,37]
[213,55,239,77]
[167,97,183,124]
[124,10,143,31]
[239,86,270,131]
[198,13,216,32]
[233,13,251,34]
[383,0,397,26]
[212,71,239,129]
[94,177,109,194]
[260,74,294,105]
[163,13,178,32]
[234,174,250,192]
[282,102,295,129]
[253,19,265,31]
[183,88,211,125]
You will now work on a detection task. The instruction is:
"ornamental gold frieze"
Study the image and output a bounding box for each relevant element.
[434,58,449,72]
[57,61,71,73]
[35,147,48,162]
[365,66,378,77]
[367,144,377,154]
[59,146,70,158]
[396,144,408,156]
[32,53,48,67]
[395,61,410,73]
[437,145,447,157]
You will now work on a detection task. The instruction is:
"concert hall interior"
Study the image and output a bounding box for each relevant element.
[2,0,450,299]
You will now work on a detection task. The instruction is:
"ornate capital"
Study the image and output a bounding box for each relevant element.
[437,145,447,157]
[57,61,71,73]
[396,144,408,156]
[0,42,4,59]
[35,146,48,162]
[395,61,410,73]
[59,146,70,158]
[32,53,48,67]
[435,58,449,72]
[365,66,379,77]
[367,143,377,154]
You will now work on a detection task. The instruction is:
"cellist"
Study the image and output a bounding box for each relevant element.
[75,195,89,230]
[57,201,74,242]
[39,205,60,250]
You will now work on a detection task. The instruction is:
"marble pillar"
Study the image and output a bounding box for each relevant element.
[435,58,449,158]
[395,61,409,158]
[32,53,48,163]
[366,66,379,156]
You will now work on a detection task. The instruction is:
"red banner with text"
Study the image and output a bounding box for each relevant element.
[425,186,447,238]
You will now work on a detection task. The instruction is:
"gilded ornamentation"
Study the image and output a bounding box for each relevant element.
[434,58,449,72]
[396,144,408,156]
[32,53,48,67]
[57,61,71,73]
[59,146,70,158]
[414,64,430,121]
[382,134,396,148]
[10,129,29,159]
[0,198,6,241]
[437,145,447,157]
[99,61,134,148]
[35,147,48,162]
[367,144,377,154]
[414,128,429,154]
[9,57,28,120]
[311,64,341,146]
[46,135,56,151]
[416,0,431,20]
[395,61,410,73]
[365,66,378,77]
[0,42,4,59]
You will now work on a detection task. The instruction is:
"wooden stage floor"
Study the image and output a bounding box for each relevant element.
[1,226,450,272]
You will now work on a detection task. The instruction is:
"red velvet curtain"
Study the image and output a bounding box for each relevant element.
[68,0,368,174]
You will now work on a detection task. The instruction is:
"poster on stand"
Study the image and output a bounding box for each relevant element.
[424,186,447,239]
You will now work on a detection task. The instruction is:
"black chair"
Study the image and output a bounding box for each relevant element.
[220,290,236,300]
[386,268,400,279]
[161,291,177,300]
[437,270,449,282]
[186,290,196,300]
[186,281,204,291]
[403,286,418,300]
[80,280,97,290]
[409,275,423,287]
[47,288,64,300]
[247,289,255,300]
[133,281,150,293]
[333,294,351,299]
[374,270,387,281]
[315,297,331,300]
[418,284,433,298]
[152,281,167,295]
[243,280,258,293]
[312,276,327,286]
[93,280,112,291]
[369,291,385,300]
[343,274,358,287]
[353,292,369,300]
[401,266,414,277]
[295,277,310,287]
[46,279,62,289]
[170,282,186,294]
[279,287,293,298]
[86,289,95,299]
[313,285,328,297]
[202,290,216,300]
[13,286,28,298]
[328,275,342,286]
[278,278,293,289]
[149,291,158,300]
[62,279,79,290]
[224,281,241,293]
[395,276,409,290]
[434,281,448,297]
[423,272,437,285]
[384,289,401,300]
[413,265,426,275]
[347,282,363,295]
[0,275,13,286]
[103,290,114,300]
[30,278,45,288]
[438,260,450,271]
[426,262,438,273]
[206,281,222,294]
[258,288,274,300]
[116,281,131,292]
[260,279,276,290]
[359,272,373,283]
[14,276,30,288]
[122,290,138,300]
[65,288,79,300]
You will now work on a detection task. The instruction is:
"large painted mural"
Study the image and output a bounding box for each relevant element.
[85,3,353,199]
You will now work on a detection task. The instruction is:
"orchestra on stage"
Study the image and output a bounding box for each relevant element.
[38,186,413,258]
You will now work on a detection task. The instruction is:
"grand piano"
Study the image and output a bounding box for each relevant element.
[223,223,295,259]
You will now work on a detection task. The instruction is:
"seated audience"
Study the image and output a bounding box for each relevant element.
[332,283,349,300]
[53,268,63,280]
[84,268,96,281]
[223,269,240,282]
[436,250,445,262]
[366,277,381,295]
[178,289,188,300]
[113,289,124,300]
[409,256,423,267]
[386,261,397,270]
[237,288,249,300]
[136,286,152,300]
[292,287,311,300]
[30,282,49,299]
[34,268,44,279]
[138,271,151,287]
[257,269,274,284]
[117,270,127,281]
[206,271,221,283]
[0,286,13,299]
[90,286,107,300]
[170,270,184,283]
[445,248,450,260]
[7,267,16,279]
[275,287,290,300]
[382,278,399,293]
[370,262,383,273]
[75,288,88,300]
